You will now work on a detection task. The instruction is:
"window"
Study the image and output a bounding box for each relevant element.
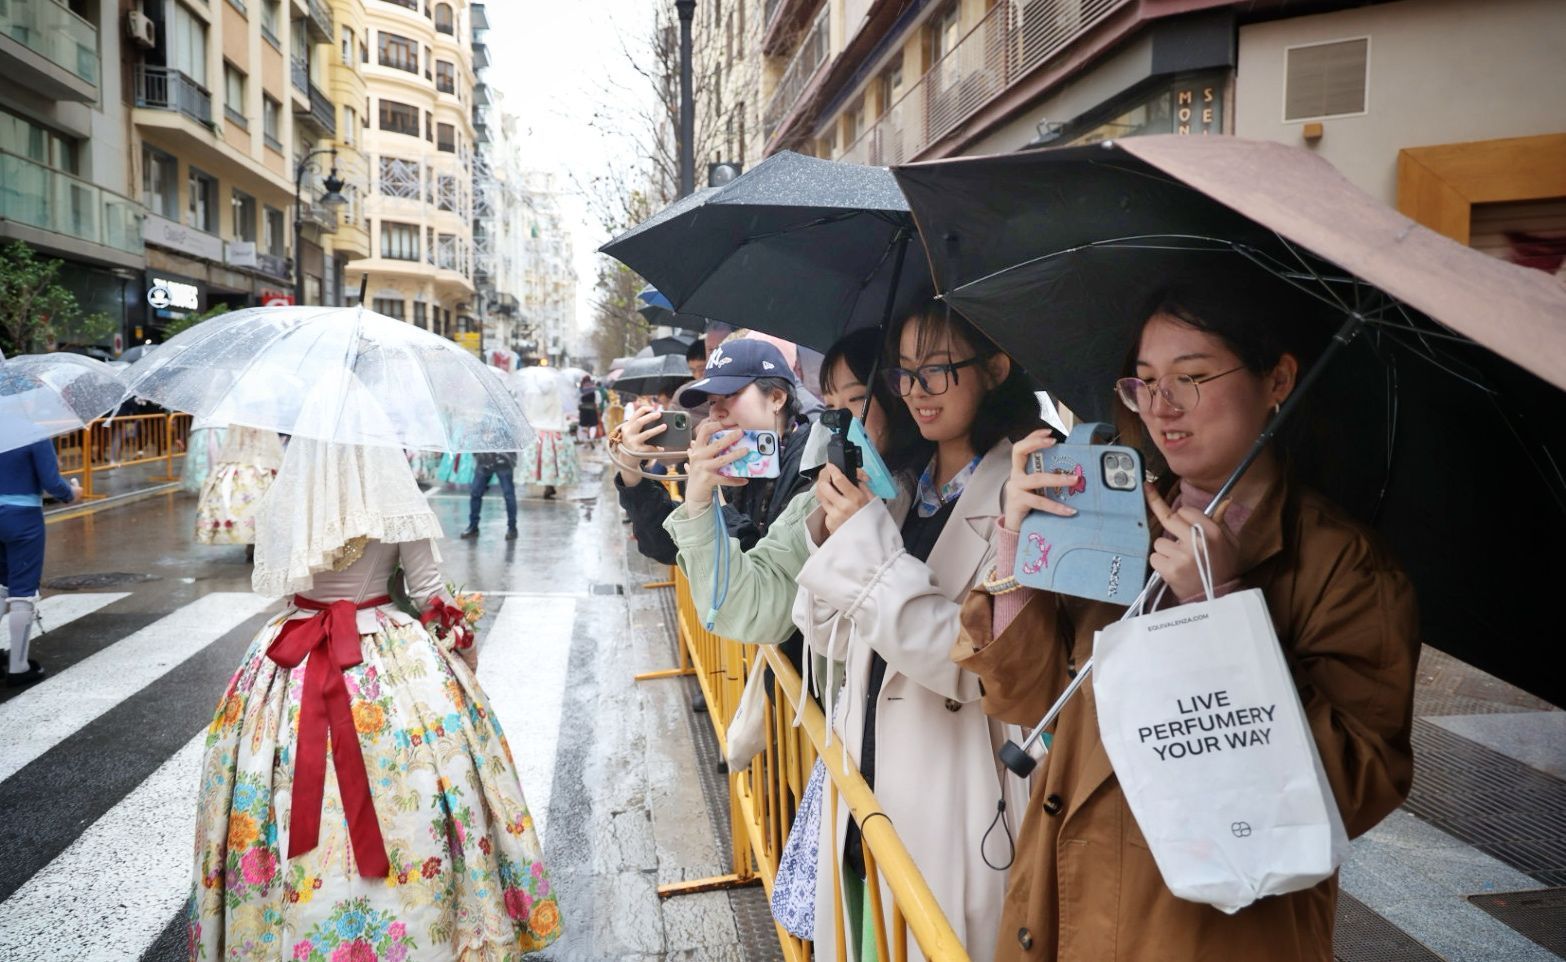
[436,60,455,94]
[1284,38,1370,121]
[264,206,285,256]
[224,64,247,128]
[434,3,453,34]
[413,300,427,328]
[232,189,257,242]
[927,3,959,64]
[262,96,282,150]
[341,26,354,64]
[341,106,357,146]
[424,45,432,80]
[261,0,281,44]
[879,62,903,113]
[424,110,433,142]
[372,297,407,320]
[437,123,455,152]
[170,1,208,85]
[2,107,79,173]
[378,32,418,72]
[382,0,417,9]
[378,156,421,198]
[380,221,419,260]
[187,168,217,232]
[379,99,420,135]
[141,145,178,219]
[436,173,457,209]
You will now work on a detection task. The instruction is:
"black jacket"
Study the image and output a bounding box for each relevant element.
[616,422,813,565]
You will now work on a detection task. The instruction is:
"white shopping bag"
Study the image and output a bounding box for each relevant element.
[1093,531,1348,913]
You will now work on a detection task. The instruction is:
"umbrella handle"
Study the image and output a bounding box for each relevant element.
[998,310,1368,779]
[858,229,912,424]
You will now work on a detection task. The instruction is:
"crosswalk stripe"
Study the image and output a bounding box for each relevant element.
[0,592,273,783]
[478,595,577,842]
[29,592,130,635]
[0,734,202,961]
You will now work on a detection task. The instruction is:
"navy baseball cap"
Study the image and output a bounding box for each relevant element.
[676,339,797,407]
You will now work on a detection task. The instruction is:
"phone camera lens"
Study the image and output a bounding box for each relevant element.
[1112,471,1130,488]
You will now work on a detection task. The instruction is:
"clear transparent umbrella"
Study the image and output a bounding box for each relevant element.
[0,353,127,454]
[119,305,534,451]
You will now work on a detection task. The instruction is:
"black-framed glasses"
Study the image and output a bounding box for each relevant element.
[883,357,984,397]
[1115,365,1246,414]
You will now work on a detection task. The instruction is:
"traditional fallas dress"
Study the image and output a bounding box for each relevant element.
[195,426,285,545]
[187,440,561,961]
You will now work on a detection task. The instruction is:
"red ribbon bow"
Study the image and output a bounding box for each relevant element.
[266,595,392,878]
[420,596,473,650]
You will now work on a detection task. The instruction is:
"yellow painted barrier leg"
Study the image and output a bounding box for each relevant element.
[656,874,763,899]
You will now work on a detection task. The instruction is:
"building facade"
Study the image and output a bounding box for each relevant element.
[516,169,576,365]
[1,0,144,346]
[346,0,482,339]
[750,0,1565,273]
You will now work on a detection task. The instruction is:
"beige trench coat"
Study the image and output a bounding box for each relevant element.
[953,478,1420,961]
[792,442,1031,962]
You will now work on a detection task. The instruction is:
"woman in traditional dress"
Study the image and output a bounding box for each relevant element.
[180,417,227,495]
[195,425,284,551]
[186,438,561,960]
[510,362,578,499]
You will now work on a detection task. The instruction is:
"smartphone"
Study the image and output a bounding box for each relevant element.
[651,410,691,451]
[1014,422,1149,605]
[818,408,897,500]
[715,429,780,479]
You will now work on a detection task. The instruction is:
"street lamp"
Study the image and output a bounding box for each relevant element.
[294,147,350,306]
[708,161,742,187]
[675,0,696,199]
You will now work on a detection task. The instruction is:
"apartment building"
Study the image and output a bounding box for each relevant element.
[346,0,482,339]
[1,0,144,344]
[518,169,575,365]
[753,0,1565,271]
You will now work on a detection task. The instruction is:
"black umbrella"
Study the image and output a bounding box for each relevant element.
[649,331,698,357]
[894,135,1566,711]
[611,354,694,399]
[600,152,931,352]
[637,286,707,333]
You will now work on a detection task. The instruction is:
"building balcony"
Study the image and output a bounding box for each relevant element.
[0,0,98,101]
[0,149,145,266]
[298,202,338,233]
[294,81,338,136]
[838,0,1132,164]
[762,0,824,56]
[471,40,489,68]
[762,5,830,142]
[291,55,309,95]
[134,66,213,127]
[306,0,334,42]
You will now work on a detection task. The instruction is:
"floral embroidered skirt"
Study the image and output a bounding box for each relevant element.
[194,462,276,545]
[187,617,562,961]
[182,427,228,495]
[517,432,578,488]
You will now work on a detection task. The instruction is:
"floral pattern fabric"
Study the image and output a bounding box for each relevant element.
[913,453,983,519]
[187,615,561,961]
[771,759,824,939]
[195,462,277,545]
[517,431,578,488]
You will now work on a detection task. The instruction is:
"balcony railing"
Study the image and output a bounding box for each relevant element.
[301,82,336,136]
[306,0,333,41]
[762,5,830,141]
[0,150,144,256]
[0,0,99,86]
[299,202,338,233]
[134,65,213,126]
[290,55,309,94]
[839,0,1130,164]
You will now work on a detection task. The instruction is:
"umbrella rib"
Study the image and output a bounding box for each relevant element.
[1273,232,1353,315]
[943,234,1240,295]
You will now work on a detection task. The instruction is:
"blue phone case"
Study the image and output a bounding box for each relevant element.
[1013,422,1150,605]
[844,415,897,500]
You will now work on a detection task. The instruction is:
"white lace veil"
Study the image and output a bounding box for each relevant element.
[252,439,444,598]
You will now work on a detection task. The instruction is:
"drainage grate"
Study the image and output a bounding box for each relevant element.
[1468,888,1566,956]
[1333,892,1445,962]
[43,572,159,590]
[1406,720,1566,886]
[589,582,625,596]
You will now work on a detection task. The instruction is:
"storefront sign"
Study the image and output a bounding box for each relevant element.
[1172,83,1222,136]
[262,291,295,307]
[226,240,258,268]
[143,213,225,262]
[147,276,200,311]
[456,331,481,356]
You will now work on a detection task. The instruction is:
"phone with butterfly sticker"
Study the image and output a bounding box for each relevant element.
[1013,421,1150,605]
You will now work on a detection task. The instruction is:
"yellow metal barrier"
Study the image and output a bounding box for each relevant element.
[669,568,971,962]
[52,413,193,499]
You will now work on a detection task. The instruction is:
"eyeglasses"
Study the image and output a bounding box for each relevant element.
[883,357,984,397]
[1116,365,1246,414]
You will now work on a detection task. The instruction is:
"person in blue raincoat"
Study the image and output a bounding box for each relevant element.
[0,440,79,686]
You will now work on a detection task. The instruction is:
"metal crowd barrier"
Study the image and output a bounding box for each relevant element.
[52,413,192,499]
[662,567,970,962]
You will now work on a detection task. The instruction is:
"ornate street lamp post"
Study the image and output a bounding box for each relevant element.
[293,147,349,306]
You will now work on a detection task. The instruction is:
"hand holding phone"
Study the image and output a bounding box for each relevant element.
[714,429,781,479]
[818,408,897,500]
[651,410,691,451]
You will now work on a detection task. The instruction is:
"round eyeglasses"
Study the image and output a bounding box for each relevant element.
[1116,365,1246,414]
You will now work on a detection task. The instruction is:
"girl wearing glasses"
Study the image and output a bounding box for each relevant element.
[793,304,1057,962]
[954,280,1419,962]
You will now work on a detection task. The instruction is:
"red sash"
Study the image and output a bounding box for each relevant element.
[266,594,392,878]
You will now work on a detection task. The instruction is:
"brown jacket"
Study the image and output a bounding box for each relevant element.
[952,478,1420,962]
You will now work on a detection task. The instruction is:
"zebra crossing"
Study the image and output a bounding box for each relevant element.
[0,589,581,962]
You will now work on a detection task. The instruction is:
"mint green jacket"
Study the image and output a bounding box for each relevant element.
[661,491,817,645]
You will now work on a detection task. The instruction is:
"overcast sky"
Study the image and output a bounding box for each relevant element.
[482,0,661,354]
